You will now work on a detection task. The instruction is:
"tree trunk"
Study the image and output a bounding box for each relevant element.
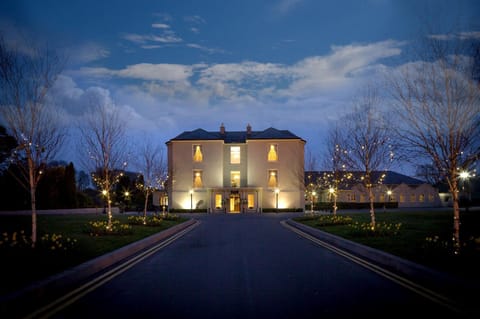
[30,185,37,248]
[451,188,461,255]
[368,186,376,230]
[28,157,37,248]
[143,192,149,224]
[333,193,338,216]
[106,192,112,231]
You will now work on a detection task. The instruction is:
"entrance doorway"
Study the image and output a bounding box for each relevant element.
[229,193,240,213]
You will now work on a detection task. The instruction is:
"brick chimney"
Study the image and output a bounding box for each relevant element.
[246,123,252,135]
[220,123,225,135]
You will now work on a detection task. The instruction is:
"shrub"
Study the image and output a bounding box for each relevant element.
[314,215,353,227]
[0,230,77,252]
[86,220,133,236]
[348,221,402,237]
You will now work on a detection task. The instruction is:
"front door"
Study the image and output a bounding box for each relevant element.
[229,193,240,213]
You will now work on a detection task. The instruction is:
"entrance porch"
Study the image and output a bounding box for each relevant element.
[209,188,262,213]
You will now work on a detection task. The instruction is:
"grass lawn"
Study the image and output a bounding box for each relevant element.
[0,213,188,296]
[293,208,480,281]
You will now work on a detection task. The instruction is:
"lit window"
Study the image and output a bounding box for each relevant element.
[215,194,222,209]
[410,194,416,202]
[268,170,278,188]
[379,194,385,202]
[230,146,240,164]
[248,193,255,209]
[428,194,434,202]
[399,194,405,202]
[193,170,203,188]
[268,144,278,161]
[419,194,425,202]
[231,171,240,187]
[193,145,203,162]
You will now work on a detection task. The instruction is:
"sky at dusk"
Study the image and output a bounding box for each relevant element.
[1,0,479,175]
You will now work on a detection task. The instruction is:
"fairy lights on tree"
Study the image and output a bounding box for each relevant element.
[0,37,65,247]
[78,95,129,231]
[134,139,168,223]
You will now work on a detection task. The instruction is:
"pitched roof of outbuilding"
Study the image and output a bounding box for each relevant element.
[168,127,305,143]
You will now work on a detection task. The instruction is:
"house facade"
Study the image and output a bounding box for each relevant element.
[166,124,306,213]
[306,171,443,209]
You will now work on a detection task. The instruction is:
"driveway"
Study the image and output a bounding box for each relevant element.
[24,213,472,318]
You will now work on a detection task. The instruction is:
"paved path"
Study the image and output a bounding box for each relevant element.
[33,213,466,319]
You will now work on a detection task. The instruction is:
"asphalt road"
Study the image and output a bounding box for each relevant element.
[45,213,463,319]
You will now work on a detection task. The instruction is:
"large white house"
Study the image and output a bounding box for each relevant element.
[166,124,306,213]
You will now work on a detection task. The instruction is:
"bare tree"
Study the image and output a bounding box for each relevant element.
[340,86,395,229]
[0,37,65,246]
[135,140,168,222]
[78,95,128,230]
[387,32,480,253]
[320,123,353,215]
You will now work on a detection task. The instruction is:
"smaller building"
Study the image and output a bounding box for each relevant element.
[306,171,442,209]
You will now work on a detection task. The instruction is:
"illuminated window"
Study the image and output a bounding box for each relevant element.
[410,194,416,202]
[231,171,240,187]
[215,194,222,209]
[360,195,366,202]
[428,194,434,202]
[230,146,240,164]
[193,145,203,162]
[248,193,255,209]
[399,194,405,202]
[379,194,385,202]
[268,170,278,188]
[193,170,203,188]
[419,194,425,202]
[267,144,278,161]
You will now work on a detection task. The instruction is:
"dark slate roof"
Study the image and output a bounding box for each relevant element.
[305,170,426,186]
[168,127,304,143]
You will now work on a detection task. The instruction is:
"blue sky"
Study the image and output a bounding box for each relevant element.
[1,0,479,174]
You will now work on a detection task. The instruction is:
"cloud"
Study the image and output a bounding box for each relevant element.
[186,43,226,54]
[429,31,480,40]
[184,15,206,24]
[123,32,182,44]
[68,42,110,64]
[79,63,194,82]
[273,0,303,15]
[152,23,170,29]
[77,40,403,105]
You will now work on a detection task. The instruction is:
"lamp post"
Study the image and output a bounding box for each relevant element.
[275,188,279,213]
[124,191,130,213]
[385,190,392,212]
[459,171,473,211]
[189,189,193,212]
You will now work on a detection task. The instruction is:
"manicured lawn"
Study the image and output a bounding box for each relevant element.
[0,213,188,296]
[293,208,480,281]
